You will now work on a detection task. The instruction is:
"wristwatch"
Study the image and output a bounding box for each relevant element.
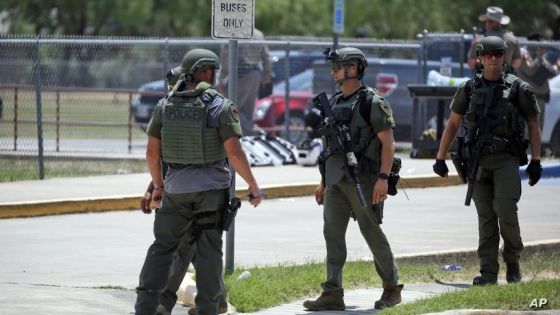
[377,172,389,180]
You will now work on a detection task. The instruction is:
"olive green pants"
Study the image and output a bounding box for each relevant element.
[472,153,523,279]
[135,189,227,315]
[322,176,399,292]
[159,236,227,313]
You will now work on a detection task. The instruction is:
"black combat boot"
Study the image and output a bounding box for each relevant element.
[374,283,404,309]
[472,273,497,286]
[303,291,345,311]
[506,262,522,283]
[188,299,228,315]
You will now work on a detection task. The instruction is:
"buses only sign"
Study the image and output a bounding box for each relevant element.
[212,0,254,39]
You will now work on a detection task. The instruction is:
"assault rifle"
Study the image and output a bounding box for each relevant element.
[314,92,367,208]
[463,84,508,205]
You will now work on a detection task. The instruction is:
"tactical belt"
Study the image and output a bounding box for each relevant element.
[481,143,509,155]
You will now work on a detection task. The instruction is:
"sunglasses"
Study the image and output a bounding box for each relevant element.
[330,62,355,71]
[483,51,504,59]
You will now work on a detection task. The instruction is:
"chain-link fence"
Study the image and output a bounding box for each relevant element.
[1,34,559,181]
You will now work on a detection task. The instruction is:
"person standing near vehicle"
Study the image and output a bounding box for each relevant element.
[433,36,542,286]
[134,48,262,315]
[518,32,558,131]
[467,6,521,74]
[303,47,403,311]
[218,28,272,135]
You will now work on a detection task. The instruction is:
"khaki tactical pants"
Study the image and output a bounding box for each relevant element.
[472,153,523,279]
[135,189,227,315]
[322,175,399,292]
[235,69,261,136]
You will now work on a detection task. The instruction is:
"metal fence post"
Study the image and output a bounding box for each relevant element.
[56,90,60,152]
[283,42,291,140]
[225,39,238,275]
[33,36,45,180]
[13,86,18,151]
[459,29,465,77]
[128,92,133,154]
[163,38,170,91]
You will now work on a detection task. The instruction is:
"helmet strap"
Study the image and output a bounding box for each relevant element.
[336,65,359,86]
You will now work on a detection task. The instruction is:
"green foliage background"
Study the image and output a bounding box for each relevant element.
[1,0,559,39]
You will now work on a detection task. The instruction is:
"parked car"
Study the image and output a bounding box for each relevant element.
[131,80,166,130]
[268,50,324,84]
[253,69,314,143]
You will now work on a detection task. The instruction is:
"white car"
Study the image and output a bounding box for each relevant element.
[543,73,560,157]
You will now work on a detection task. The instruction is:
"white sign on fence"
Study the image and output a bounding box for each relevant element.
[212,0,254,39]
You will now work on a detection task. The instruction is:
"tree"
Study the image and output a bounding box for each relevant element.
[2,0,558,40]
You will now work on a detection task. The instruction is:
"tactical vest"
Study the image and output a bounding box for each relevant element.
[325,87,381,171]
[465,74,524,140]
[161,87,226,165]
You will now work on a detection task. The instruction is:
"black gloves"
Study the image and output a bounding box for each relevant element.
[526,159,542,186]
[433,159,449,177]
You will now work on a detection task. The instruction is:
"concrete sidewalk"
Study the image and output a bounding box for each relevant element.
[0,154,460,218]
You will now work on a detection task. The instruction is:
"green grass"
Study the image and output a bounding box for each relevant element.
[381,279,560,315]
[0,157,147,182]
[0,90,147,140]
[223,252,560,313]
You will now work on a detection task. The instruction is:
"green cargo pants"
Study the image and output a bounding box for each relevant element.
[135,188,227,315]
[322,175,399,292]
[473,153,523,279]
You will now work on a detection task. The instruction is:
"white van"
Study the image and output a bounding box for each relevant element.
[543,73,560,157]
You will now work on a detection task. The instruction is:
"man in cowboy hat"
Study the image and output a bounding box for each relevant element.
[467,6,521,74]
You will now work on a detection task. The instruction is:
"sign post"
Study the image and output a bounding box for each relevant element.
[212,0,255,275]
[332,0,344,93]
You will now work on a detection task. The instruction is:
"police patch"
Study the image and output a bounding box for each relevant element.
[229,105,240,122]
[378,99,393,116]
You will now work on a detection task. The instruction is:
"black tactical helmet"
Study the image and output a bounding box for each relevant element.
[324,47,368,67]
[475,36,507,55]
[324,47,368,80]
[180,48,220,75]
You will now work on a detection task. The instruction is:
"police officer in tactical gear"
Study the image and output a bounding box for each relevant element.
[434,36,542,286]
[303,47,403,311]
[139,65,228,315]
[135,48,262,315]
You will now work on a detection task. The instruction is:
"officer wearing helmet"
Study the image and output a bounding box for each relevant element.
[135,48,262,315]
[434,36,542,286]
[303,47,403,311]
[138,64,229,315]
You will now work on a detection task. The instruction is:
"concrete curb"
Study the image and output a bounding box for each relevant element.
[396,239,560,264]
[0,174,462,219]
